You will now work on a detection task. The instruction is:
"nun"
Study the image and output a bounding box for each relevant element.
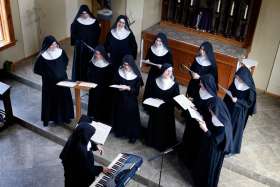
[192,96,233,187]
[59,118,110,187]
[180,74,217,168]
[142,32,173,101]
[34,35,74,127]
[105,15,137,71]
[223,66,256,154]
[144,63,180,151]
[71,5,101,81]
[186,41,218,99]
[112,55,143,143]
[87,45,113,124]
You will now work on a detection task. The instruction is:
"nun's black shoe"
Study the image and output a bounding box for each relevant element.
[43,121,48,127]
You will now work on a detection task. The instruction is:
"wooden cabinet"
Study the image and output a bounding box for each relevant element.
[142,31,238,96]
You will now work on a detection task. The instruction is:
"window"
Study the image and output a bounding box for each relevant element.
[0,0,15,51]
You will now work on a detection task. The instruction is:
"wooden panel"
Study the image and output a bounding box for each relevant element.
[142,31,237,96]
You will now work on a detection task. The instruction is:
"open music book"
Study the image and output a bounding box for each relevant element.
[143,98,165,108]
[173,94,195,110]
[89,121,112,145]
[56,81,77,88]
[78,81,98,89]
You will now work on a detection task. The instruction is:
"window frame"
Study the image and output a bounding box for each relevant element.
[0,0,16,51]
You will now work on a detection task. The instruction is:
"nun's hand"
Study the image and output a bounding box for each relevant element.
[231,96,237,103]
[192,72,200,79]
[96,145,103,155]
[103,167,112,174]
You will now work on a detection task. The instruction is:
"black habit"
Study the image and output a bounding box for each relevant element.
[181,74,218,168]
[34,36,74,125]
[192,96,233,187]
[71,5,101,81]
[142,32,173,101]
[59,118,103,187]
[223,66,256,154]
[87,45,113,124]
[145,63,180,151]
[186,41,218,99]
[105,15,137,71]
[112,55,143,142]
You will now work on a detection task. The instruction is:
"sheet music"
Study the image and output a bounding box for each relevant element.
[109,84,127,89]
[78,81,97,88]
[143,98,165,108]
[90,121,112,145]
[56,81,77,88]
[142,60,161,68]
[188,107,204,122]
[173,94,195,110]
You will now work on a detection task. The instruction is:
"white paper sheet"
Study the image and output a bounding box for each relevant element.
[90,121,112,145]
[109,84,126,89]
[188,107,204,122]
[56,81,77,88]
[173,94,195,110]
[143,98,165,108]
[78,81,97,88]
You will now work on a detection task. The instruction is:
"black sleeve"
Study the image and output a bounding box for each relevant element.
[86,152,103,177]
[70,22,78,46]
[89,140,99,151]
[128,78,141,97]
[167,52,173,65]
[104,32,112,54]
[95,20,101,43]
[33,57,44,76]
[236,90,255,109]
[129,33,138,60]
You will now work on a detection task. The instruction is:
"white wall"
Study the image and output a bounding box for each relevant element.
[267,43,280,95]
[0,0,25,65]
[248,0,280,91]
[17,0,40,57]
[0,0,82,67]
[126,0,144,51]
[142,0,161,30]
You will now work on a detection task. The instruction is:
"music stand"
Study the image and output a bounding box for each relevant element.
[148,142,182,187]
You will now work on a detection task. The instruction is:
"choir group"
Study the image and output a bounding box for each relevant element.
[33,5,257,187]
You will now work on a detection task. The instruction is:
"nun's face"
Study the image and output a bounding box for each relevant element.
[94,51,103,60]
[155,38,163,47]
[163,67,173,79]
[80,11,90,19]
[117,19,126,29]
[123,62,132,72]
[199,47,206,57]
[48,42,58,51]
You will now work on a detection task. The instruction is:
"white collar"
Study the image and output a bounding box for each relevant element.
[77,17,96,25]
[211,114,224,127]
[91,57,109,68]
[151,44,168,57]
[42,48,62,60]
[196,56,211,66]
[118,67,137,80]
[111,28,130,40]
[156,76,175,90]
[199,88,213,100]
[234,77,249,91]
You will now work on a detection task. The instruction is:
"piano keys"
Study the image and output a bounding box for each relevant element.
[91,153,143,187]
